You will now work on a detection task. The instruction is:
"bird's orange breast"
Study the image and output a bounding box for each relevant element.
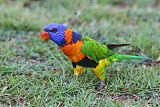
[60,41,86,62]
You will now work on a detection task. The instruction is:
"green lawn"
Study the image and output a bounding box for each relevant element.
[0,0,160,106]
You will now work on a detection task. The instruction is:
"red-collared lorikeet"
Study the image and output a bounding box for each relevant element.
[41,23,150,90]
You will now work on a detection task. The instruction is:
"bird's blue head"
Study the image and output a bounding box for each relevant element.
[41,23,82,47]
[42,23,67,46]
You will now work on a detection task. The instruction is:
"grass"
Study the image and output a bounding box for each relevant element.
[0,0,160,106]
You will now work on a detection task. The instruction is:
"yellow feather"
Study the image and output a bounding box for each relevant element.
[74,58,112,80]
[74,65,86,76]
[112,58,118,62]
[92,59,106,80]
[105,58,110,65]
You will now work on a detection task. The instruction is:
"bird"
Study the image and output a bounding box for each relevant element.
[41,23,150,90]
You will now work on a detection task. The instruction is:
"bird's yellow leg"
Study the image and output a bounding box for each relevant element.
[92,58,112,90]
[92,59,106,90]
[92,59,106,81]
[74,65,86,76]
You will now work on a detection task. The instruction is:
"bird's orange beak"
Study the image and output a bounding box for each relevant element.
[41,31,50,41]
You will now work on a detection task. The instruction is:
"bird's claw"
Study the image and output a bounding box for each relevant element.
[98,80,106,91]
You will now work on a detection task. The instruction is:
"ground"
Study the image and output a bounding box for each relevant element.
[0,0,160,106]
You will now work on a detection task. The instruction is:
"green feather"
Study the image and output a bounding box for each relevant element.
[81,36,114,63]
[108,54,150,62]
[81,36,150,64]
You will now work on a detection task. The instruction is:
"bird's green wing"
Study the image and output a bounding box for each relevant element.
[81,36,114,63]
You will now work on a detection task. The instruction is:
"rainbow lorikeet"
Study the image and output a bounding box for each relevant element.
[41,23,149,90]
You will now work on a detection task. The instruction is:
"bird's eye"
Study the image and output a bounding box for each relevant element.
[52,28,57,33]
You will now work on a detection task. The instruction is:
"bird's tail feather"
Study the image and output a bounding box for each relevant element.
[108,54,151,62]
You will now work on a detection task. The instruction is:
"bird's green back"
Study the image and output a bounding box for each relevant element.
[81,36,114,63]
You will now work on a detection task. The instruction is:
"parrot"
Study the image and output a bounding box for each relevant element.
[41,23,150,90]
